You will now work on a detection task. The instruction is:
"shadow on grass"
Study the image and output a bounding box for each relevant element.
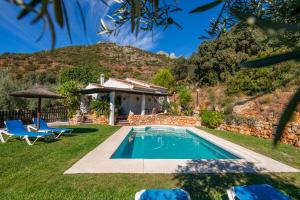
[173,160,300,200]
[71,128,99,134]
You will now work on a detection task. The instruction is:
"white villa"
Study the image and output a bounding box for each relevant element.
[77,74,170,125]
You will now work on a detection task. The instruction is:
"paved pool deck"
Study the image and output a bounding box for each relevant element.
[64,126,299,174]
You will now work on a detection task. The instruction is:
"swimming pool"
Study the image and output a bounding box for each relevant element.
[111,127,239,159]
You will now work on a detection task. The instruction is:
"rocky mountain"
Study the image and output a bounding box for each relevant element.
[0,42,175,82]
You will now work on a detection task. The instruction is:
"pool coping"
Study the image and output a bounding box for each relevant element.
[64,125,299,174]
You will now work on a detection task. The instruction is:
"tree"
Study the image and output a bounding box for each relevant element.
[59,65,110,85]
[0,71,27,110]
[153,68,175,89]
[171,57,196,84]
[226,59,300,96]
[191,25,265,85]
[58,80,82,117]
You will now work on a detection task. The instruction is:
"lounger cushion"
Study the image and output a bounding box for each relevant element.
[5,120,53,137]
[44,127,73,133]
[232,184,291,200]
[9,131,53,138]
[33,118,73,133]
[139,189,189,200]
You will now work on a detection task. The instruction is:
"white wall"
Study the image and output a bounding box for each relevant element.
[83,91,163,116]
[117,93,162,115]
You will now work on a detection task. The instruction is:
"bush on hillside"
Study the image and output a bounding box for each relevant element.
[200,110,224,129]
[0,71,28,110]
[224,115,256,127]
[153,68,175,89]
[226,47,300,95]
[171,57,196,83]
[226,61,299,95]
[190,26,265,85]
[178,87,193,109]
[168,102,180,116]
[59,65,111,85]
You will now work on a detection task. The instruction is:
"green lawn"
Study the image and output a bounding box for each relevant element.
[0,125,299,200]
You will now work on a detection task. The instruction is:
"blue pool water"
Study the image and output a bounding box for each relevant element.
[111,127,240,159]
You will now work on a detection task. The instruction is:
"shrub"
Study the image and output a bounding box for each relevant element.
[226,60,300,95]
[153,68,175,88]
[219,95,234,115]
[178,87,193,109]
[169,102,180,115]
[223,104,234,115]
[224,114,256,127]
[58,80,82,116]
[90,99,110,117]
[200,110,224,129]
[207,88,217,110]
[162,100,171,112]
[259,95,272,104]
[183,107,194,116]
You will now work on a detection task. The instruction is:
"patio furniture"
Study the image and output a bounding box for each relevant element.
[9,85,65,130]
[135,189,191,200]
[30,118,73,138]
[0,120,54,145]
[227,184,291,200]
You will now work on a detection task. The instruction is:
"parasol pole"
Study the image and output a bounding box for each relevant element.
[37,97,42,130]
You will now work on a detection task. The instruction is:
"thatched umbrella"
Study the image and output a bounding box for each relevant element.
[9,85,65,129]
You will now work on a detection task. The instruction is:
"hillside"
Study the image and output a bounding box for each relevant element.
[191,85,300,124]
[0,42,175,82]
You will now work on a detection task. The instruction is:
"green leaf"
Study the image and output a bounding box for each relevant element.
[189,0,223,14]
[232,10,300,33]
[61,0,72,43]
[76,0,87,37]
[17,0,40,19]
[100,0,109,7]
[135,0,141,37]
[130,0,136,33]
[173,21,183,29]
[240,51,300,68]
[170,8,183,13]
[274,87,300,146]
[31,0,49,24]
[153,0,159,17]
[291,4,300,17]
[53,0,64,27]
[35,18,47,42]
[44,10,56,50]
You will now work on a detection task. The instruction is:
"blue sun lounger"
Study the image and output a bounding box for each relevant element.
[0,120,54,145]
[31,118,73,139]
[135,189,191,200]
[227,184,291,200]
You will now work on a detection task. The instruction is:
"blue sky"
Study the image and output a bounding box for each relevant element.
[0,0,222,57]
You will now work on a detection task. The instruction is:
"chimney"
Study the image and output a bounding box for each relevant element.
[100,74,105,85]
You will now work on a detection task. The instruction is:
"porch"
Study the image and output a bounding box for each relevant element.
[76,89,169,125]
[74,77,170,125]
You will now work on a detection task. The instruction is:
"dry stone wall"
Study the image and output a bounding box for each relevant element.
[69,113,108,125]
[128,114,201,126]
[219,120,300,147]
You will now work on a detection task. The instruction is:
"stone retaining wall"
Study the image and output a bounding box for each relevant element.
[69,114,108,125]
[219,121,300,147]
[128,114,201,126]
